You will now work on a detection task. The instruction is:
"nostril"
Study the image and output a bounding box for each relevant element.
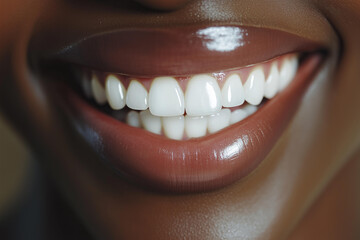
[133,0,192,11]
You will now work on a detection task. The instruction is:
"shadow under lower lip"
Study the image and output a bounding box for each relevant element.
[57,53,324,193]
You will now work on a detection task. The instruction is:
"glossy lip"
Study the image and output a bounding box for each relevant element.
[34,25,324,76]
[51,53,325,193]
[35,25,327,193]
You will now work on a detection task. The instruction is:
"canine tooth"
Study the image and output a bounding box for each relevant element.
[162,116,185,140]
[264,62,280,99]
[208,109,231,133]
[244,67,265,105]
[230,109,248,124]
[140,110,161,134]
[279,56,298,91]
[149,77,185,117]
[185,116,208,138]
[105,75,126,110]
[126,111,141,128]
[185,74,222,116]
[82,74,92,98]
[221,74,245,107]
[126,80,148,110]
[91,74,107,105]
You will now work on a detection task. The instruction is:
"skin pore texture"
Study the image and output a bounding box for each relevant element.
[1,0,360,239]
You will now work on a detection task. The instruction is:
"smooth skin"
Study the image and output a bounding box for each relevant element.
[0,0,360,239]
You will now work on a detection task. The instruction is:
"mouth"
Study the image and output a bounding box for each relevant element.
[33,25,327,193]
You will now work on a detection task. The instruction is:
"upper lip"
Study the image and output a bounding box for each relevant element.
[34,25,324,76]
[34,25,328,193]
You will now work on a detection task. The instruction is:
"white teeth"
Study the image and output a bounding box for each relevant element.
[126,110,141,128]
[88,54,299,139]
[279,56,298,91]
[162,116,185,140]
[185,116,208,138]
[243,104,258,115]
[105,75,126,110]
[149,77,185,117]
[221,74,245,107]
[140,110,161,134]
[244,67,265,105]
[185,74,222,116]
[208,109,231,133]
[126,80,149,110]
[264,62,280,99]
[230,109,248,124]
[91,74,107,105]
[125,105,257,139]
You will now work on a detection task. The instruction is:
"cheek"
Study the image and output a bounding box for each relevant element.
[0,0,41,85]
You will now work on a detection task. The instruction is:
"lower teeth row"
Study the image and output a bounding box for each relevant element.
[122,105,257,140]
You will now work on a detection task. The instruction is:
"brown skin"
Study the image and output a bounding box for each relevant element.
[134,0,192,10]
[1,0,360,239]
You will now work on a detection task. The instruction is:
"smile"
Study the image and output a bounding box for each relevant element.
[34,25,328,192]
[83,54,297,140]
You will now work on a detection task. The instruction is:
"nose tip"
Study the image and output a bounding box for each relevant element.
[134,0,192,10]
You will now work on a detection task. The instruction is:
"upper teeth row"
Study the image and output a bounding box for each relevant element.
[83,55,298,117]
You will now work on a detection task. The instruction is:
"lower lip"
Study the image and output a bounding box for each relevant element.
[59,54,323,193]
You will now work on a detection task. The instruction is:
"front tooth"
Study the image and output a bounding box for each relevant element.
[126,111,141,128]
[91,74,107,105]
[105,75,126,110]
[264,62,280,99]
[230,109,248,124]
[208,109,231,133]
[221,74,245,107]
[126,80,149,110]
[185,116,208,138]
[244,67,265,105]
[185,74,222,116]
[149,77,185,117]
[162,116,185,140]
[279,56,298,91]
[140,110,161,134]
